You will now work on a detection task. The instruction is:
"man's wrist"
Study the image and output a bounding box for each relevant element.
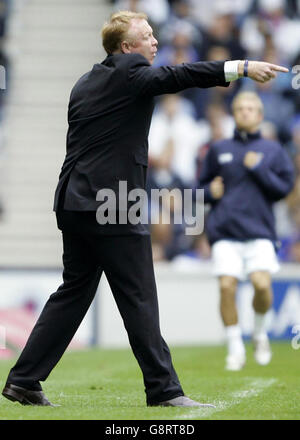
[238,61,245,77]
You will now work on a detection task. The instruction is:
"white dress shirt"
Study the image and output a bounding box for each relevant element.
[224,60,241,82]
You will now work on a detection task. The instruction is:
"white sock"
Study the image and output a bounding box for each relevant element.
[225,324,245,357]
[253,312,268,341]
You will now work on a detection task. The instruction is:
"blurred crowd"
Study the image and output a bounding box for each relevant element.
[1,1,299,263]
[0,0,10,220]
[110,0,300,264]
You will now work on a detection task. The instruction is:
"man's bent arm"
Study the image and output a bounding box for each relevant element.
[197,146,220,204]
[247,148,295,201]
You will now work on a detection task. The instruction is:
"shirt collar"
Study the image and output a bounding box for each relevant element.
[233,128,262,143]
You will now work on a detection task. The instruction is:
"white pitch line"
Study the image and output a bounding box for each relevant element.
[176,377,277,420]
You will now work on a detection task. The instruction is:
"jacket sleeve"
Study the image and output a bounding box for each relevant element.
[197,146,220,204]
[247,145,295,201]
[127,54,230,97]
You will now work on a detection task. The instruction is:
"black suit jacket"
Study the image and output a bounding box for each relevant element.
[53,53,229,212]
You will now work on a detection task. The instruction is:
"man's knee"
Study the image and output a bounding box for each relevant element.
[219,276,238,297]
[250,271,271,293]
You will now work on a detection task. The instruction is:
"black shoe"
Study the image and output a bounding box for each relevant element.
[2,383,58,407]
[149,396,216,408]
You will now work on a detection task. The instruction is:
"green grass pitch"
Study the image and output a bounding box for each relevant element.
[0,342,299,420]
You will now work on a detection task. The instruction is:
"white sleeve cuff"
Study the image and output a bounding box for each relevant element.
[224,60,241,82]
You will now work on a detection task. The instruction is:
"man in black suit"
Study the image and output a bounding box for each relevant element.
[2,11,288,408]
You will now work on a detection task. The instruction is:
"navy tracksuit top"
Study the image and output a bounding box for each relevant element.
[197,129,295,245]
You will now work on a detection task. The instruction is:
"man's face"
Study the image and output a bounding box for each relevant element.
[233,99,263,132]
[124,19,158,65]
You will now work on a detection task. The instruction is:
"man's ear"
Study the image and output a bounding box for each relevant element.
[120,40,131,54]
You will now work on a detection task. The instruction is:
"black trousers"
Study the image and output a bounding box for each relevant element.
[7,211,184,405]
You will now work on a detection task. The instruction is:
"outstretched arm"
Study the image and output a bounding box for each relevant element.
[127,54,289,97]
[128,55,229,96]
